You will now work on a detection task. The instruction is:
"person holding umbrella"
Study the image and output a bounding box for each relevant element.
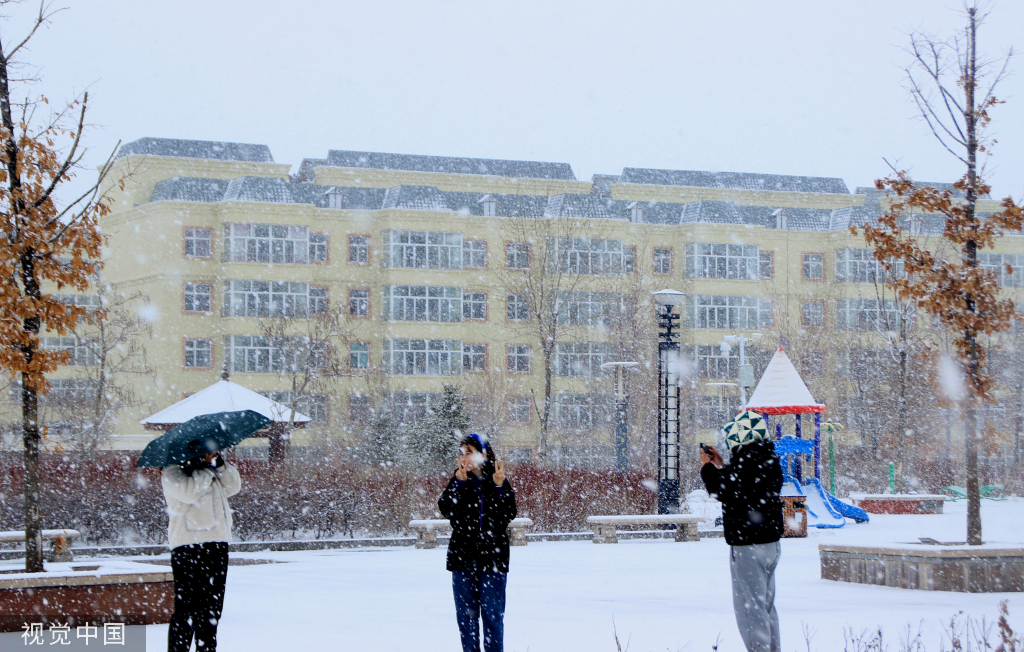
[137,410,269,652]
[438,434,516,652]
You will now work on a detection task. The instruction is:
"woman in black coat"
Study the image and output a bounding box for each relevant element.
[437,434,517,652]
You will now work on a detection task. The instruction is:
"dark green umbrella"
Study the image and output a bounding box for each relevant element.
[135,410,272,468]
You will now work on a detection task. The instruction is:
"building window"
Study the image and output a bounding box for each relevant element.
[382,230,462,269]
[802,253,824,280]
[686,243,759,280]
[463,344,487,372]
[224,223,310,264]
[559,291,622,327]
[507,396,532,423]
[309,287,328,315]
[382,285,461,322]
[554,394,609,429]
[184,339,213,369]
[53,294,101,310]
[383,339,462,376]
[835,248,897,284]
[697,394,740,429]
[629,202,644,223]
[184,228,212,258]
[223,335,304,373]
[309,233,328,263]
[507,294,529,321]
[463,291,487,320]
[507,345,531,373]
[549,237,630,275]
[348,235,369,264]
[480,195,497,217]
[183,282,212,313]
[835,299,901,332]
[349,342,370,370]
[555,342,610,378]
[506,242,530,269]
[686,295,772,330]
[695,344,738,380]
[349,395,370,422]
[43,337,96,366]
[45,379,97,406]
[979,253,1024,288]
[224,280,319,318]
[348,288,370,318]
[802,301,825,328]
[463,240,487,268]
[325,187,344,210]
[654,248,672,275]
[759,251,774,279]
[258,391,329,423]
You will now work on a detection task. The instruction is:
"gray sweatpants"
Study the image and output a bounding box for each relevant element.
[729,541,781,652]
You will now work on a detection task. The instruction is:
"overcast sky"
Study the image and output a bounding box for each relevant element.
[5,1,1024,201]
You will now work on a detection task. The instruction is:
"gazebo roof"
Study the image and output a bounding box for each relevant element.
[745,348,826,415]
[141,379,312,430]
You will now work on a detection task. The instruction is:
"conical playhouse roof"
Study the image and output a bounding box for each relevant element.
[141,379,311,430]
[745,348,825,415]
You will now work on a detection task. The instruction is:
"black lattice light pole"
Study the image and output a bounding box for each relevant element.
[653,289,684,514]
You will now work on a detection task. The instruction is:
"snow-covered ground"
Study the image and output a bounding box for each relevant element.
[7,499,1023,651]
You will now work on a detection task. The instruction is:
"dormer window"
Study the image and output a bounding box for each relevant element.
[324,187,344,210]
[772,208,787,230]
[628,201,644,223]
[479,194,497,217]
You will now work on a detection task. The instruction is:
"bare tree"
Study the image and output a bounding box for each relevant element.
[40,285,153,460]
[0,3,123,571]
[495,203,618,460]
[256,301,355,463]
[856,5,1023,544]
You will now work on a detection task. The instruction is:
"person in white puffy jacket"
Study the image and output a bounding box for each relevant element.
[162,450,241,652]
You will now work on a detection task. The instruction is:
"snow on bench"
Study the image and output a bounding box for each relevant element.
[585,515,702,544]
[408,518,534,549]
[0,529,81,562]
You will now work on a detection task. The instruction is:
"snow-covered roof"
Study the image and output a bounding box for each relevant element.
[117,137,274,163]
[322,149,577,180]
[141,379,311,429]
[619,168,850,194]
[745,348,825,415]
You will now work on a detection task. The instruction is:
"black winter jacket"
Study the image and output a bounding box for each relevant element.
[437,472,517,573]
[700,439,783,546]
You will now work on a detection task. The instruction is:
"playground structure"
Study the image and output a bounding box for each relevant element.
[744,349,869,528]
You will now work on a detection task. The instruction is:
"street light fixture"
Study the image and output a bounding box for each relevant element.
[653,288,684,514]
[720,332,761,409]
[600,361,640,474]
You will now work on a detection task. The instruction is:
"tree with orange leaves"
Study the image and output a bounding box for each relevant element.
[854,6,1022,545]
[0,3,120,571]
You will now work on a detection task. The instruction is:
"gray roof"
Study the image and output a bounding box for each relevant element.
[150,177,230,203]
[620,168,849,194]
[117,138,274,163]
[322,149,576,180]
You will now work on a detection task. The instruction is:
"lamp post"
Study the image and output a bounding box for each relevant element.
[601,361,640,474]
[719,333,761,409]
[653,289,684,514]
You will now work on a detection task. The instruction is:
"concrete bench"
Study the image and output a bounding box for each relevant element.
[0,529,81,562]
[408,518,534,550]
[585,515,702,544]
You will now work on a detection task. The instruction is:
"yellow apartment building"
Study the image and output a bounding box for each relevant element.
[13,137,1021,465]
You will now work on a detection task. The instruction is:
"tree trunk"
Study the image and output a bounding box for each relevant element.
[21,380,44,572]
[539,345,553,462]
[894,347,908,494]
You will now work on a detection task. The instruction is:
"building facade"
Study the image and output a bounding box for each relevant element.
[18,137,1020,464]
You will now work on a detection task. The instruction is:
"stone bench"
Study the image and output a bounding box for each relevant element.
[848,494,945,515]
[0,529,81,562]
[585,515,702,544]
[408,518,534,550]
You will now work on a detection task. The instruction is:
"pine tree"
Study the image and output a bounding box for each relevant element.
[408,384,471,472]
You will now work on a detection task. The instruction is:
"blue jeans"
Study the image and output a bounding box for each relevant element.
[452,570,507,652]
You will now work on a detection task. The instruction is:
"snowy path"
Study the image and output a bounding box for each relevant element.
[129,499,1021,651]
